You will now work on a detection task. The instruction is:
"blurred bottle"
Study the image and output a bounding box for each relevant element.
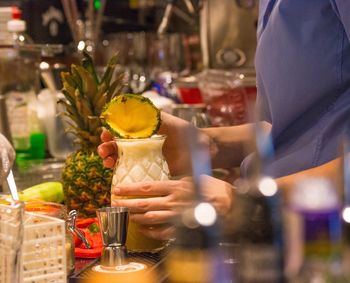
[6,6,34,46]
[339,137,350,279]
[1,10,46,161]
[232,123,285,283]
[164,126,233,283]
[165,202,231,283]
[289,178,347,283]
[233,176,285,283]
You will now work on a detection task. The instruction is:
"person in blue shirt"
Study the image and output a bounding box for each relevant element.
[98,0,350,240]
[252,0,350,178]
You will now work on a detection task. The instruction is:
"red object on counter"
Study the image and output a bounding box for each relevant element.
[205,86,248,126]
[75,247,102,258]
[73,218,103,258]
[177,87,203,104]
[176,76,203,104]
[76,218,96,228]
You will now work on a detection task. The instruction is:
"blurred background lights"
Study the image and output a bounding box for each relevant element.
[77,40,85,51]
[342,207,350,223]
[86,45,93,53]
[258,177,278,197]
[18,34,25,43]
[39,61,50,70]
[194,202,217,226]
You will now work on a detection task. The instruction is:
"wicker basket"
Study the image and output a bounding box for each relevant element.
[0,202,67,283]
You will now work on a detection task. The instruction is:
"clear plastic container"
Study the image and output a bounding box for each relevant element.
[25,201,75,275]
[37,89,76,159]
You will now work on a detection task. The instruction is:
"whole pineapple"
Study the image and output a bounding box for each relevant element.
[60,52,124,217]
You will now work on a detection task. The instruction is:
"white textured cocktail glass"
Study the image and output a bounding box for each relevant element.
[111,135,170,252]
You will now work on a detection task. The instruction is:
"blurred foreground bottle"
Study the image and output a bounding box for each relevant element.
[233,123,285,283]
[339,137,350,280]
[233,176,285,283]
[164,127,233,283]
[165,204,228,283]
[289,178,348,283]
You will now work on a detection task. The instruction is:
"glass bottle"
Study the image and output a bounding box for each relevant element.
[232,123,285,283]
[0,47,46,161]
[162,124,232,283]
[7,7,34,46]
[2,7,46,161]
[111,135,170,252]
[341,137,350,279]
[233,176,285,283]
[289,178,347,283]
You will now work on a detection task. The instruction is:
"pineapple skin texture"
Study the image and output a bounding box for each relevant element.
[62,149,112,218]
[59,52,123,218]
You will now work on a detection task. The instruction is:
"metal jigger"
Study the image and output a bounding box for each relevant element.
[96,207,129,267]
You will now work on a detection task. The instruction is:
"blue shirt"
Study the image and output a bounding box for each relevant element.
[251,0,350,178]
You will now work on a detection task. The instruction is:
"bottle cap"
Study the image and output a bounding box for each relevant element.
[12,6,22,19]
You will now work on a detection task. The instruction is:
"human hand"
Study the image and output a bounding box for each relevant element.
[0,134,15,183]
[97,112,214,176]
[97,129,118,168]
[111,175,234,240]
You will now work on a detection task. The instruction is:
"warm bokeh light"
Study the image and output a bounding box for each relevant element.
[342,207,350,223]
[77,40,85,51]
[86,45,93,53]
[39,61,49,70]
[194,202,217,226]
[258,176,278,197]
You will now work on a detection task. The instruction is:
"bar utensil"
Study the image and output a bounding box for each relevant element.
[7,170,19,201]
[67,210,91,249]
[96,207,129,267]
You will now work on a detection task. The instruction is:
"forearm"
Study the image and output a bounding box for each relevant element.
[201,123,257,169]
[276,157,341,202]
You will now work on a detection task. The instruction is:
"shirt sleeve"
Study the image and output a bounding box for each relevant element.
[330,0,350,41]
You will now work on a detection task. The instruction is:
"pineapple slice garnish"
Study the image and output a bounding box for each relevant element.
[100,94,161,139]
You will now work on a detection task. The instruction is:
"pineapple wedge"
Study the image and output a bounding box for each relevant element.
[100,94,161,139]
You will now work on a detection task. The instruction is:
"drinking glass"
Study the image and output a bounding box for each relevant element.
[172,104,211,128]
[111,135,170,252]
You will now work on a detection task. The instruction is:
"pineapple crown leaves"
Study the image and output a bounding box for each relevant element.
[60,51,125,149]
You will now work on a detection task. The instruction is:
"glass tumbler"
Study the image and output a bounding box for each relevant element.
[111,135,170,252]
